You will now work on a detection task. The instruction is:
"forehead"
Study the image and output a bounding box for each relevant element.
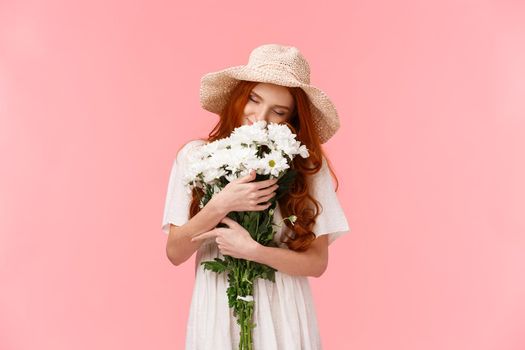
[251,83,293,104]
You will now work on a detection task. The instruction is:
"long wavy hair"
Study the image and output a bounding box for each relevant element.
[186,80,340,252]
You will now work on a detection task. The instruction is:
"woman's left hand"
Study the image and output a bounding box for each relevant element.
[191,217,260,260]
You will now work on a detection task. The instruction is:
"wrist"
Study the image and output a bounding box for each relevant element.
[251,242,266,263]
[209,196,229,217]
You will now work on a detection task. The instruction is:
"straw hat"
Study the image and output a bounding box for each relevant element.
[199,43,341,144]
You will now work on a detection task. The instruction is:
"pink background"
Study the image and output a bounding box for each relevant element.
[1,0,525,349]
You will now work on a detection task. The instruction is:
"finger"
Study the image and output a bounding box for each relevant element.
[237,169,257,183]
[221,216,240,227]
[253,176,279,189]
[256,183,279,197]
[254,202,272,211]
[255,190,277,202]
[191,230,217,242]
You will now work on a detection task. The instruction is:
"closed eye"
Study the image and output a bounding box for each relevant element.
[249,96,286,116]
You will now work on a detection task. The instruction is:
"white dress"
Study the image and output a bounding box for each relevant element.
[161,139,351,350]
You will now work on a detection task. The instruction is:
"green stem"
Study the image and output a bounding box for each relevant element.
[254,212,260,241]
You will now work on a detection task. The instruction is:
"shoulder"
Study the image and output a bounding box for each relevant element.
[176,138,207,163]
[182,138,207,152]
[307,155,336,191]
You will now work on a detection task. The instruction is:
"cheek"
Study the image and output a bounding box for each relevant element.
[269,115,289,124]
[243,103,255,114]
[267,116,279,124]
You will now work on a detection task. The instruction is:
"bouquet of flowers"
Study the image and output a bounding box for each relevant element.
[183,120,309,350]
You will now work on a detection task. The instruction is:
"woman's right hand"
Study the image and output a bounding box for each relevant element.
[210,170,279,214]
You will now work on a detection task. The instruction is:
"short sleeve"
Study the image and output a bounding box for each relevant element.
[161,139,205,234]
[310,156,351,245]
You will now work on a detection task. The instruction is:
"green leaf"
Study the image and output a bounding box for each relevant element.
[275,169,297,200]
[201,258,228,273]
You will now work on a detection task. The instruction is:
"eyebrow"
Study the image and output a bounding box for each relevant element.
[250,91,291,110]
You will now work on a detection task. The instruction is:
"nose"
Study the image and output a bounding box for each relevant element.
[246,114,266,125]
[245,105,270,124]
[254,110,269,122]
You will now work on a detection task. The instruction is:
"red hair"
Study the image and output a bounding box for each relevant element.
[187,80,340,252]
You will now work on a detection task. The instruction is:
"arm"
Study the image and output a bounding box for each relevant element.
[166,198,227,266]
[252,234,329,278]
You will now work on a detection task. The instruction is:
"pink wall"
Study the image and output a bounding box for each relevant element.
[1,0,524,349]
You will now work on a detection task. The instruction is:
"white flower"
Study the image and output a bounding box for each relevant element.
[212,184,222,194]
[237,295,254,302]
[203,167,227,183]
[224,144,258,174]
[229,120,269,146]
[260,150,289,177]
[184,121,309,191]
[298,144,309,158]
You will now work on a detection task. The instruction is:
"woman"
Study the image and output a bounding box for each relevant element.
[161,44,350,349]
